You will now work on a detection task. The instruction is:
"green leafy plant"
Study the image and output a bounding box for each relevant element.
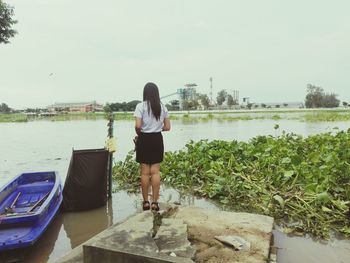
[113,130,350,238]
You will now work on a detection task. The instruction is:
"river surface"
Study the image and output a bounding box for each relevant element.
[0,118,350,262]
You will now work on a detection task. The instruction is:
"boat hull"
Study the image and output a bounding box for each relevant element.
[0,171,62,251]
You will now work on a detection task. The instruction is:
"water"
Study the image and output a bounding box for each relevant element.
[0,119,350,262]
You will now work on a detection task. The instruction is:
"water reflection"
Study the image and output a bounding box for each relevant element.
[0,214,63,263]
[273,230,350,263]
[25,214,64,263]
[0,201,114,263]
[63,200,113,248]
[160,187,219,210]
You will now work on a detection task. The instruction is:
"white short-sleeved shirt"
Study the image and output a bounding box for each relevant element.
[133,101,169,133]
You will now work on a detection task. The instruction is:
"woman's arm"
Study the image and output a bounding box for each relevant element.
[135,117,142,135]
[162,118,171,131]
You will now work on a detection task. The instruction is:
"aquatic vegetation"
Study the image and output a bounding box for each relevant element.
[113,112,134,121]
[48,113,103,121]
[272,114,281,120]
[301,112,350,122]
[113,152,140,193]
[221,115,255,121]
[113,130,350,238]
[172,110,350,122]
[1,109,350,123]
[0,114,27,122]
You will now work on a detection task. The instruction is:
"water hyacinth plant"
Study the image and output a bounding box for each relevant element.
[113,129,350,238]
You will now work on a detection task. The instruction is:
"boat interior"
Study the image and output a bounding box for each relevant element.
[0,180,54,216]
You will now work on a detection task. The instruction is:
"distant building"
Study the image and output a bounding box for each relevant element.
[260,102,304,109]
[47,101,103,113]
[178,87,197,110]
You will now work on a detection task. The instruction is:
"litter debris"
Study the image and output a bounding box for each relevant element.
[214,235,251,251]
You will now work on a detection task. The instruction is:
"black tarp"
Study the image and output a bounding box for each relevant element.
[62,149,109,211]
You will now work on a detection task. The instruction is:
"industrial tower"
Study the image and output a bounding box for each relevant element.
[210,77,213,105]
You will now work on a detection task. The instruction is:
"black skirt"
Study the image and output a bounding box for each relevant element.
[136,132,164,164]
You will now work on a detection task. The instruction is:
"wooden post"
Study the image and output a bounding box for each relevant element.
[107,112,114,199]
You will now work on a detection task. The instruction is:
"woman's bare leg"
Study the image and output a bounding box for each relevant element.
[150,163,161,203]
[141,164,151,201]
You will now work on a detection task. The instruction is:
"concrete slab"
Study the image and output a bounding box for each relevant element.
[55,212,156,263]
[83,211,194,263]
[154,218,196,258]
[96,211,158,253]
[56,206,274,263]
[83,244,194,263]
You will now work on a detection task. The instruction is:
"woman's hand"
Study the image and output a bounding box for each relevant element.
[162,118,171,131]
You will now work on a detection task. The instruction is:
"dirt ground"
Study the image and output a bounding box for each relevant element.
[168,206,273,263]
[187,225,267,263]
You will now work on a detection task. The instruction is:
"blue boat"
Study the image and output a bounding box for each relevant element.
[0,171,62,251]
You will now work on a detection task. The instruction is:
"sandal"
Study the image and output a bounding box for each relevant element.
[151,202,160,211]
[142,201,150,211]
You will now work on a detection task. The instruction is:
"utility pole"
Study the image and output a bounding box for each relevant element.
[232,90,239,105]
[209,77,213,105]
[107,112,114,199]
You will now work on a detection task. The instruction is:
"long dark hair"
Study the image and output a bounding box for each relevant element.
[143,82,161,120]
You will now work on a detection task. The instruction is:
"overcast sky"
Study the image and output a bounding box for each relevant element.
[1,0,349,109]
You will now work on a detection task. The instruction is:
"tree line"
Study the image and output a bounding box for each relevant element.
[305,84,340,108]
[0,103,12,113]
[166,89,238,111]
[104,100,141,112]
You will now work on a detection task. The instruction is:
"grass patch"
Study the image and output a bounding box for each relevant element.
[0,114,28,122]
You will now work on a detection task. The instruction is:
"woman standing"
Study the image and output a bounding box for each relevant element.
[134,82,171,211]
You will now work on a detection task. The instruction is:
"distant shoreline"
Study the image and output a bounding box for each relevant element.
[1,108,350,123]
